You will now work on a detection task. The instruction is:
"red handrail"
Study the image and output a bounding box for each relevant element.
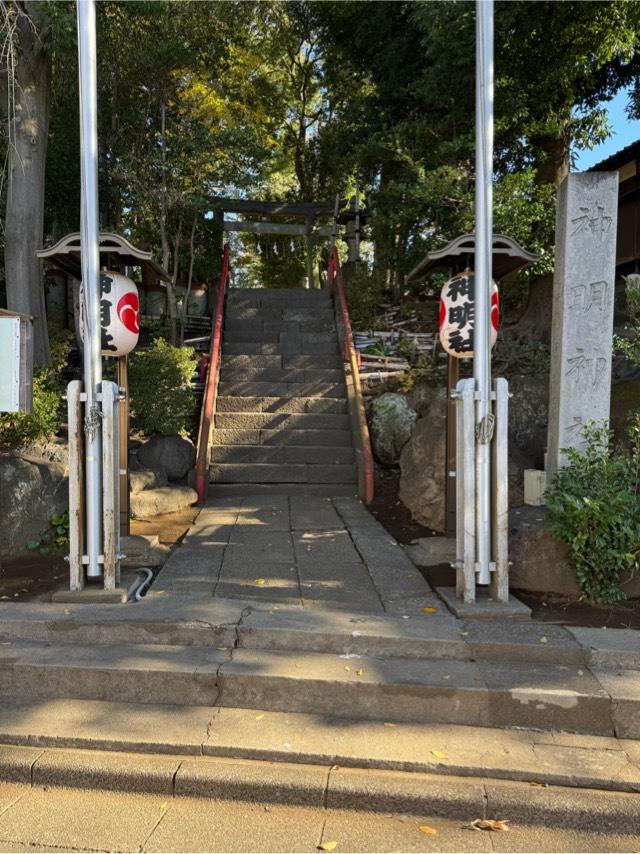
[328,246,374,504]
[195,244,230,503]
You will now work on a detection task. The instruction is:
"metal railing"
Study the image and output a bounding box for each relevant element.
[195,244,231,503]
[328,246,374,504]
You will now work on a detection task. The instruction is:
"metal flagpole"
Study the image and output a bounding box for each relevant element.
[474,0,494,585]
[77,0,103,578]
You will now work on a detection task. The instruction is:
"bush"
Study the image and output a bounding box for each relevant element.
[129,338,197,436]
[545,421,640,604]
[0,327,73,452]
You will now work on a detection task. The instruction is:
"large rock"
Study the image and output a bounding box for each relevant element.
[137,436,196,481]
[130,486,198,520]
[369,393,418,467]
[510,506,640,598]
[398,394,534,532]
[0,454,68,557]
[129,468,168,495]
[399,396,447,532]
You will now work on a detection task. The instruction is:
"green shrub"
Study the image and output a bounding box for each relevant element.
[545,421,640,604]
[129,338,197,436]
[0,327,73,452]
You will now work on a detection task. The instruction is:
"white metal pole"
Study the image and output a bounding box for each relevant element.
[474,0,493,585]
[77,0,103,578]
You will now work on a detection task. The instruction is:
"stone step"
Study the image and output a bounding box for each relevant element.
[222,347,341,364]
[0,639,630,736]
[213,428,353,447]
[216,649,623,735]
[209,463,357,484]
[219,368,345,383]
[0,601,635,669]
[218,381,346,398]
[226,308,335,324]
[210,445,355,465]
[0,705,639,821]
[0,641,228,706]
[214,412,350,431]
[216,396,347,415]
[224,321,335,338]
[227,289,331,304]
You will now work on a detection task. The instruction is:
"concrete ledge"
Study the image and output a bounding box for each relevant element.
[32,749,181,794]
[326,766,485,817]
[2,740,638,833]
[175,756,328,807]
[0,744,44,783]
[51,587,128,604]
[436,586,532,620]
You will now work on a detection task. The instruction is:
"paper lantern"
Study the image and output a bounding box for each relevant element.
[79,272,140,357]
[439,272,498,359]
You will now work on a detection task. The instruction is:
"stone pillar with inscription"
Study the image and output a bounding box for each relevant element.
[546,171,619,479]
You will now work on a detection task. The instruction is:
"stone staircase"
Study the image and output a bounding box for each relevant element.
[210,288,357,490]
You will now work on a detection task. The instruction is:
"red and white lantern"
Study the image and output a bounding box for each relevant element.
[439,272,499,359]
[79,272,140,357]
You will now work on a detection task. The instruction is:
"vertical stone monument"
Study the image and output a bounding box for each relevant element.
[547,171,619,479]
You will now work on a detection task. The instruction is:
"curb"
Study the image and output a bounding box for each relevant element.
[1,743,640,834]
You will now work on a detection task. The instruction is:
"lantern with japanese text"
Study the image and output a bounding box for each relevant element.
[439,272,498,359]
[79,272,140,357]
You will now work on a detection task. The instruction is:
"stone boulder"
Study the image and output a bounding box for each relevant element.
[510,506,640,598]
[129,468,168,495]
[130,485,198,520]
[398,395,535,532]
[369,393,418,467]
[137,436,196,481]
[399,396,447,532]
[0,454,68,557]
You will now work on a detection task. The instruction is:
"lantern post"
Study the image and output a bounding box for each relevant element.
[474,0,494,585]
[77,0,103,579]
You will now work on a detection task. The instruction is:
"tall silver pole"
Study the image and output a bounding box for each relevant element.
[474,0,493,585]
[77,0,103,578]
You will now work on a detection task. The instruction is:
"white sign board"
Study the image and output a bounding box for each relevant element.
[0,315,33,413]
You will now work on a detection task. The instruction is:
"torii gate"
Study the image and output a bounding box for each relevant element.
[210,198,346,288]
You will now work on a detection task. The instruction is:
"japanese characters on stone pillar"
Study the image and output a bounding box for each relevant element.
[547,172,619,479]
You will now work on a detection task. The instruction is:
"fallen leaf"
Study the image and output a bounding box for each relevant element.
[356,668,364,676]
[344,665,350,672]
[255,714,265,721]
[577,669,584,676]
[422,607,438,614]
[431,750,448,760]
[460,631,469,636]
[160,802,169,810]
[469,819,509,832]
[319,842,338,851]
[63,609,71,616]
[418,825,438,835]
[442,675,451,680]
[539,636,548,644]
[383,722,397,728]
[254,578,266,585]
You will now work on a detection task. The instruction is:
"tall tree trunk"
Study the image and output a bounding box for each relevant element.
[532,132,570,187]
[3,2,52,365]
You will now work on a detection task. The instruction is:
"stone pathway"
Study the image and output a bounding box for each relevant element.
[153,494,436,614]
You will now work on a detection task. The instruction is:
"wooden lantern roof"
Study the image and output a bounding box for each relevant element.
[37,232,171,285]
[405,233,539,283]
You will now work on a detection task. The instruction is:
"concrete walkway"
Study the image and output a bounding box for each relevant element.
[153,494,435,614]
